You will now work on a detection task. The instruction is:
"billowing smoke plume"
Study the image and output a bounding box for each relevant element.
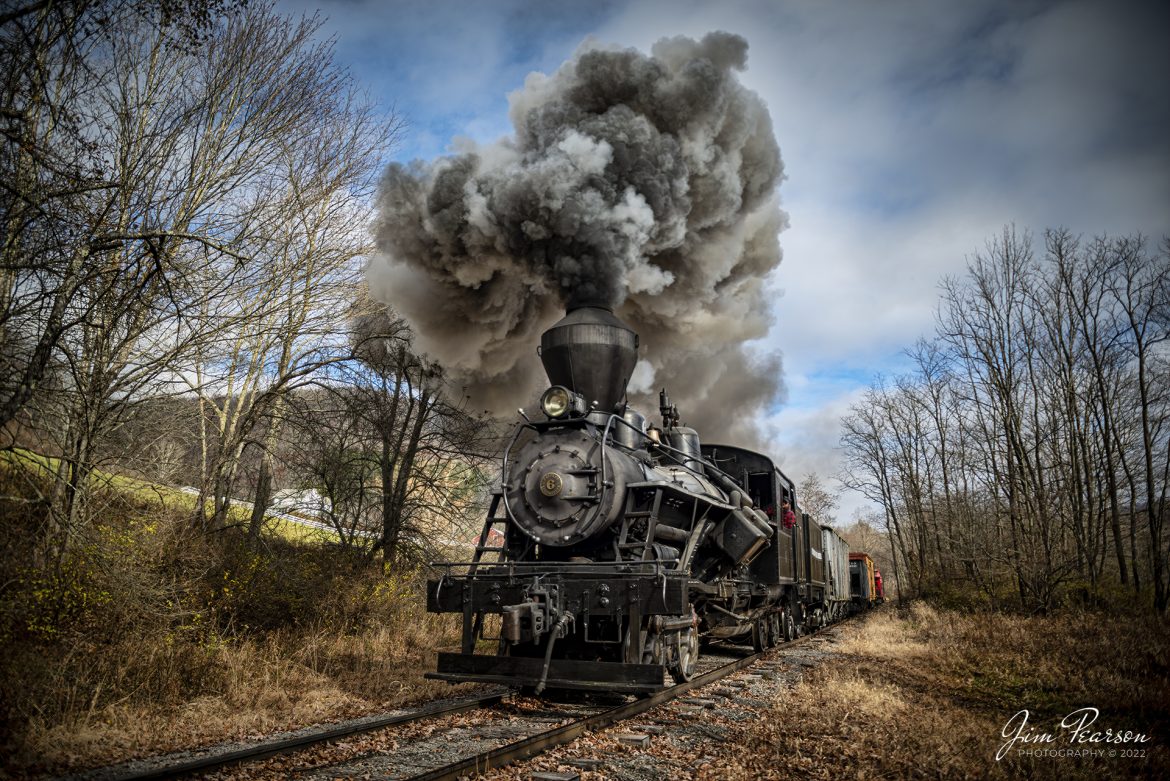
[368,32,788,444]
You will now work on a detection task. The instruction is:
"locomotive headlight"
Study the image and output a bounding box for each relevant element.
[540,385,586,419]
[540,386,572,418]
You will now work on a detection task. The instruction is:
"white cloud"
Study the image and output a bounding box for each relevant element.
[589,0,1168,517]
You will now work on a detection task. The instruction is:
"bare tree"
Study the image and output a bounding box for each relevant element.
[274,308,496,567]
[175,7,398,531]
[3,2,400,563]
[0,0,240,434]
[841,380,918,593]
[841,226,1168,612]
[280,387,383,553]
[348,309,497,569]
[1107,236,1170,610]
[797,472,839,527]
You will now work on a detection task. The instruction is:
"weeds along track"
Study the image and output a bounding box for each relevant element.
[58,690,512,781]
[65,625,846,781]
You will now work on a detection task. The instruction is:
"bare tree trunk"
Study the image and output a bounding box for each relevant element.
[248,399,287,541]
[1111,238,1169,610]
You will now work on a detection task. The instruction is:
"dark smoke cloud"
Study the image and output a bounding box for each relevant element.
[368,31,788,444]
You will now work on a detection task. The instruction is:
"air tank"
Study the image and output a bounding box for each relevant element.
[667,426,703,472]
[614,408,648,450]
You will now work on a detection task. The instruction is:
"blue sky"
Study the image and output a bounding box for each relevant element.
[278,0,1169,520]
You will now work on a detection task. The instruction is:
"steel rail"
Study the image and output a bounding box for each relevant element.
[405,659,754,780]
[93,689,512,781]
[405,629,835,781]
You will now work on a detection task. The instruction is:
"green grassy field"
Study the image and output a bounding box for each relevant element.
[0,448,341,544]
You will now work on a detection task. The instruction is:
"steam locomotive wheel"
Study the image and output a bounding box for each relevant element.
[752,612,779,651]
[783,610,796,642]
[767,612,782,647]
[641,630,662,665]
[671,627,698,683]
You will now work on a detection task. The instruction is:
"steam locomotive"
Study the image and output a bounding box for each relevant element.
[426,305,861,694]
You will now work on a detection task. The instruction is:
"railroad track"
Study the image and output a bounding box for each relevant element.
[67,626,842,781]
[64,690,511,781]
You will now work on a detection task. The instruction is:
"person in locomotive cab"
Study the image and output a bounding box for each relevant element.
[781,499,797,530]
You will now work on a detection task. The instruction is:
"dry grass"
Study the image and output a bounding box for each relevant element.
[704,603,1170,780]
[0,451,493,778]
[7,596,473,777]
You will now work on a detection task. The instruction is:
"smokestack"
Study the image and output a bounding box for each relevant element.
[539,305,638,413]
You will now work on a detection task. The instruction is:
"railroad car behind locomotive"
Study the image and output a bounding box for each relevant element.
[426,305,862,693]
[849,552,884,609]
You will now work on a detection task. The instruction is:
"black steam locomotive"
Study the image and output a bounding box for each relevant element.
[426,305,856,693]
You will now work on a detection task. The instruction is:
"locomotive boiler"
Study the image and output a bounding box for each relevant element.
[426,305,852,693]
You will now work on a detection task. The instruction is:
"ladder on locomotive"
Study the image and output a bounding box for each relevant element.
[454,493,510,654]
[615,487,666,561]
[468,492,509,575]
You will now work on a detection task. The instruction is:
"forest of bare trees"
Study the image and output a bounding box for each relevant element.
[1,0,492,577]
[841,227,1170,612]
